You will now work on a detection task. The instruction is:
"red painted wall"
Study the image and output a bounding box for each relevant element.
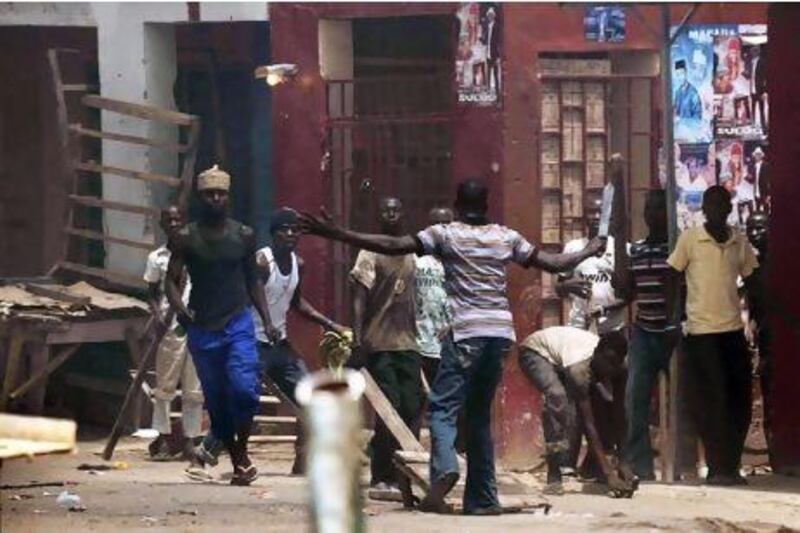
[270,2,769,467]
[766,4,800,474]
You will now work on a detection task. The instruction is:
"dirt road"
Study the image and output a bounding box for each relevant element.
[2,434,799,532]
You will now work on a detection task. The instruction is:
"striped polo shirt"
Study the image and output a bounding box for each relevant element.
[630,239,674,333]
[416,221,535,342]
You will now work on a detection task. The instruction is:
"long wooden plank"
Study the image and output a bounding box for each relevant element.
[83,94,195,126]
[359,368,425,453]
[69,194,160,217]
[70,124,189,153]
[57,261,147,289]
[75,161,182,187]
[64,227,155,251]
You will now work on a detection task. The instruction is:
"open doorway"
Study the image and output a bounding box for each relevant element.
[323,14,455,321]
[174,22,272,244]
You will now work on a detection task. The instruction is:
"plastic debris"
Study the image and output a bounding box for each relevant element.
[56,490,86,512]
[9,494,34,501]
[132,429,159,439]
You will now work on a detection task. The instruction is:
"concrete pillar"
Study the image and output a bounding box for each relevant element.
[93,4,182,276]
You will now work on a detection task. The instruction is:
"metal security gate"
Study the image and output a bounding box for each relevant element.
[324,74,454,321]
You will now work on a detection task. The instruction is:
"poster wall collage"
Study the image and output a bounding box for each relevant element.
[671,24,769,230]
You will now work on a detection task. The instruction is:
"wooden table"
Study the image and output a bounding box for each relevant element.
[0,314,149,424]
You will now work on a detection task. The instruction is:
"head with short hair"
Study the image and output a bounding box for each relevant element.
[675,59,688,86]
[644,189,668,238]
[429,206,454,225]
[455,179,489,223]
[270,207,300,251]
[591,331,628,380]
[379,197,404,235]
[160,205,183,238]
[702,185,732,227]
[747,210,769,251]
[584,196,602,238]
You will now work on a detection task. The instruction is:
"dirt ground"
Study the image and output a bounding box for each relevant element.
[2,430,800,533]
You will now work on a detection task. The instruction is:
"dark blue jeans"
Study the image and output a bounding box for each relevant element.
[623,325,678,478]
[200,340,309,460]
[428,335,511,513]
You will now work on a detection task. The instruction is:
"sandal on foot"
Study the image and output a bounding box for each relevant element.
[230,464,258,486]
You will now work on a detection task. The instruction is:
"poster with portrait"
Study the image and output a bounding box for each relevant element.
[456,2,501,106]
[584,6,626,43]
[672,24,768,230]
[676,142,714,230]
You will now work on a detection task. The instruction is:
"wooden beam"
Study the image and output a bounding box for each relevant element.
[75,161,182,187]
[82,94,196,126]
[24,283,91,305]
[9,344,81,402]
[64,227,156,251]
[69,125,189,154]
[69,194,160,217]
[62,84,98,92]
[56,261,147,289]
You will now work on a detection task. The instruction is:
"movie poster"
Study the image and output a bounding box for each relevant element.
[672,24,768,230]
[456,2,501,106]
[584,6,626,43]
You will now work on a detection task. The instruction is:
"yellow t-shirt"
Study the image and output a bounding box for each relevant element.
[667,226,758,335]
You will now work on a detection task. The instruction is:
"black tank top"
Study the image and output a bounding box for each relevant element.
[184,218,252,331]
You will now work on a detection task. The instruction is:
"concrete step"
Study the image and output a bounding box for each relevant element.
[253,415,296,424]
[250,435,297,444]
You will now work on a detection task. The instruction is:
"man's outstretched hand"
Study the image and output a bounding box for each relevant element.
[298,207,339,239]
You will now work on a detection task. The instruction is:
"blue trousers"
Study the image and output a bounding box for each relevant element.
[200,340,309,459]
[187,308,260,443]
[623,325,678,478]
[429,335,511,513]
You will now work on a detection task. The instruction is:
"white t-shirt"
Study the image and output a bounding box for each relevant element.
[562,237,625,334]
[253,247,299,343]
[143,246,192,330]
[521,326,599,368]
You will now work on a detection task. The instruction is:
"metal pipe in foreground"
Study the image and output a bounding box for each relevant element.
[296,369,366,533]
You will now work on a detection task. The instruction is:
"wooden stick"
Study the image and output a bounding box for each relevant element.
[9,344,80,401]
[102,316,165,460]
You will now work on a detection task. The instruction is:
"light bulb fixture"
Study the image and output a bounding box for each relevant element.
[255,63,300,86]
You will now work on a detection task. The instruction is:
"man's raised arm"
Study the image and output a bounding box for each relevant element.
[299,208,421,256]
[527,237,606,273]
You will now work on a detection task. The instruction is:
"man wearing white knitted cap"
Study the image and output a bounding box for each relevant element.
[165,164,275,486]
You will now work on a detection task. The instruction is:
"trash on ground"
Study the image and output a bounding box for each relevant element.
[132,429,159,439]
[9,494,35,500]
[77,461,128,471]
[56,490,86,512]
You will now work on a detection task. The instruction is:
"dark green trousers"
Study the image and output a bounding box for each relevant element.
[368,350,422,485]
